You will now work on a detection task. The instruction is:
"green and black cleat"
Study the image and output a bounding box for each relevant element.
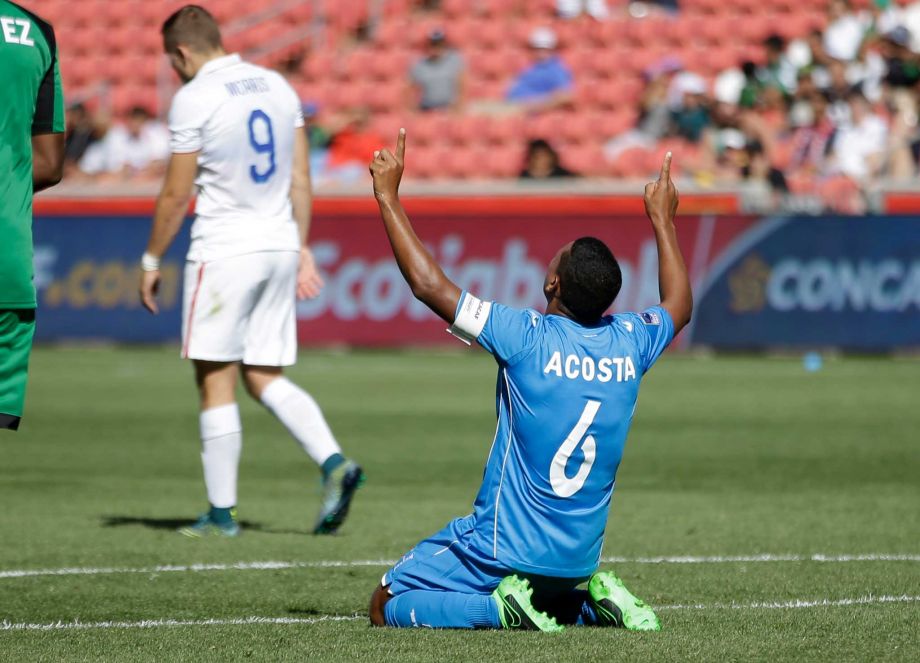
[492,575,564,632]
[588,570,661,631]
[313,460,365,534]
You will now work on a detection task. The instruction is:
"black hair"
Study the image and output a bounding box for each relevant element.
[162,5,223,54]
[558,237,622,323]
[526,138,558,159]
[128,106,152,119]
[764,34,785,51]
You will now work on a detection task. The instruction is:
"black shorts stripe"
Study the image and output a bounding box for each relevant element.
[0,414,22,431]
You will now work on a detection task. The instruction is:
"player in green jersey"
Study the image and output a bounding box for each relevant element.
[0,0,65,431]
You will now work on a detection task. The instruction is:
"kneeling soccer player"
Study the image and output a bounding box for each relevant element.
[366,131,691,631]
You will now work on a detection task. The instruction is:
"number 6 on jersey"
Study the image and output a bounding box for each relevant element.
[550,400,601,498]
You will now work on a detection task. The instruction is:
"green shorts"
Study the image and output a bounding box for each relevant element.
[0,309,36,431]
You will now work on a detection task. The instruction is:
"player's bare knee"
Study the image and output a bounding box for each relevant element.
[369,585,390,627]
[241,365,283,399]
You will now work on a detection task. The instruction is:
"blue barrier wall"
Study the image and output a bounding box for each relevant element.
[33,216,189,342]
[30,214,920,350]
[688,216,920,350]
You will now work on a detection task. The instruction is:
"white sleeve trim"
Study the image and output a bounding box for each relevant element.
[446,293,492,346]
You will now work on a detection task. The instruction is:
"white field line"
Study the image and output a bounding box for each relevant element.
[1,596,918,632]
[0,553,917,581]
[0,615,363,632]
[655,594,920,611]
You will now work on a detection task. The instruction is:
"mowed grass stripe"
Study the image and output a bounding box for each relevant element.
[3,596,918,632]
[1,553,917,580]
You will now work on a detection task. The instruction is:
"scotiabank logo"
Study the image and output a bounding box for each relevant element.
[297,235,666,321]
[730,255,920,314]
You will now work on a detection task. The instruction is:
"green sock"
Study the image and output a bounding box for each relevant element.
[321,453,346,480]
[209,506,235,525]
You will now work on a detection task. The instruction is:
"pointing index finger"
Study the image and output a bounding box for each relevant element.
[659,151,672,182]
[396,127,406,161]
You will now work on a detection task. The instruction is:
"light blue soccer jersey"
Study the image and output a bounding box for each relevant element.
[453,293,674,578]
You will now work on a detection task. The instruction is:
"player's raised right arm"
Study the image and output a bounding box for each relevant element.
[369,129,462,323]
[643,153,693,332]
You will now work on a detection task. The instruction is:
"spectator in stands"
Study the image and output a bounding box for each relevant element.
[819,59,855,125]
[302,103,332,183]
[506,27,574,112]
[519,139,576,179]
[322,107,383,185]
[78,106,169,181]
[824,0,869,61]
[670,73,711,142]
[738,141,790,213]
[874,0,920,52]
[604,58,678,162]
[831,89,888,182]
[64,103,97,171]
[557,0,610,20]
[628,0,680,17]
[759,35,798,96]
[738,61,762,108]
[847,37,887,101]
[880,26,920,87]
[413,0,442,13]
[409,28,465,112]
[788,91,837,177]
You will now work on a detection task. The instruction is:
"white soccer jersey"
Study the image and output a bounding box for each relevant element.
[168,54,304,262]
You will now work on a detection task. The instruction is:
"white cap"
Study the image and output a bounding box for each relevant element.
[529,26,558,50]
[721,128,747,151]
[714,68,745,105]
[675,72,707,97]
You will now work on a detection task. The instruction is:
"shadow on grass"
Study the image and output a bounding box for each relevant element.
[100,515,313,536]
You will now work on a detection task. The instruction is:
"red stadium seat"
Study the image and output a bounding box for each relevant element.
[562,145,606,177]
[522,111,566,141]
[447,115,492,147]
[485,145,524,178]
[341,49,378,81]
[611,146,656,179]
[406,113,452,147]
[364,82,405,114]
[368,50,412,82]
[302,53,339,83]
[406,145,452,179]
[472,19,509,50]
[483,115,526,147]
[442,145,492,179]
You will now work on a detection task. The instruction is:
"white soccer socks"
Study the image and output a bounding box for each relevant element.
[199,403,243,509]
[259,377,342,466]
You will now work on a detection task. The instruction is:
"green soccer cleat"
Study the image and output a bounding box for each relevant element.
[492,575,565,632]
[313,460,365,535]
[178,509,240,538]
[588,570,661,631]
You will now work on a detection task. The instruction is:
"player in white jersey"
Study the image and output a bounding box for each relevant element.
[139,5,363,537]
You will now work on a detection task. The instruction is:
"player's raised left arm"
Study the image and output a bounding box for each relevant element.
[370,129,461,323]
[139,152,198,313]
[643,153,693,332]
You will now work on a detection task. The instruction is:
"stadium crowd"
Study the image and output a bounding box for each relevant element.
[59,0,920,212]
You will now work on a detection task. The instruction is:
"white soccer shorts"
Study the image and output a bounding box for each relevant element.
[181,251,299,366]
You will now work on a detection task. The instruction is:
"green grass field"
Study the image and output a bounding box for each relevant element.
[1,347,918,661]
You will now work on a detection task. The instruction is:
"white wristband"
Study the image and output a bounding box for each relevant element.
[141,252,161,272]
